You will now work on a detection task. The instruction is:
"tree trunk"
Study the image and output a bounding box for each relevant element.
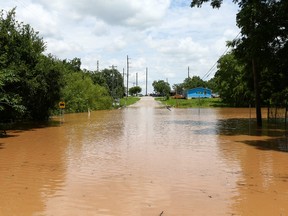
[252,58,262,127]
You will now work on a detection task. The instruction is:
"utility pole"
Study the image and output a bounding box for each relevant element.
[136,72,138,86]
[109,65,117,70]
[146,67,148,96]
[188,66,190,78]
[109,65,117,100]
[123,68,125,86]
[126,55,130,99]
[97,60,99,72]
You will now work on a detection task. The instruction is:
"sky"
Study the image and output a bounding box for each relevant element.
[1,0,240,94]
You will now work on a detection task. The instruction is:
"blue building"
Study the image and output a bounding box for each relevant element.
[185,87,212,99]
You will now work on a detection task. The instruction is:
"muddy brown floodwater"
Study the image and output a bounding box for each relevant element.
[1,96,288,216]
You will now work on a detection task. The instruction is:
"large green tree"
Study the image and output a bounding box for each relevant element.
[172,83,185,95]
[61,72,112,113]
[191,0,288,127]
[24,55,64,120]
[91,69,125,99]
[129,86,142,96]
[0,69,25,115]
[0,8,63,121]
[182,76,206,90]
[1,8,126,124]
[214,52,252,106]
[152,80,171,96]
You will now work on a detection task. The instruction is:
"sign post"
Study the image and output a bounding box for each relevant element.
[59,101,65,115]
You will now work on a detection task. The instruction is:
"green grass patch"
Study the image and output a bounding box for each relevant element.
[120,97,140,107]
[155,97,226,108]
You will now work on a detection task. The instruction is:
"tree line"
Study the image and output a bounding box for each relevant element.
[0,8,126,123]
[152,77,215,98]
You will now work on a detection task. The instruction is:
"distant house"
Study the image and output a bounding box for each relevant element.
[185,87,212,99]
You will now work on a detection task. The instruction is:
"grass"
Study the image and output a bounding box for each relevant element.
[120,97,140,107]
[155,97,227,108]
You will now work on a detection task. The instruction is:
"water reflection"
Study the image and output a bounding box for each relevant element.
[1,101,288,215]
[165,108,288,152]
[0,124,67,216]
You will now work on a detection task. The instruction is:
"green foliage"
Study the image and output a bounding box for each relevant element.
[152,80,171,96]
[206,78,217,93]
[172,83,184,95]
[173,76,217,97]
[0,69,25,114]
[191,0,242,9]
[0,8,121,124]
[190,0,288,124]
[191,0,224,8]
[182,76,206,90]
[214,52,252,107]
[62,58,82,72]
[92,69,125,99]
[0,8,54,121]
[61,72,112,113]
[129,86,142,96]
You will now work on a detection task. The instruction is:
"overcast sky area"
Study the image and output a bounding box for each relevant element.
[1,0,240,93]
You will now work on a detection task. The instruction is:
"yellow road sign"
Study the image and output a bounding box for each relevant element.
[59,102,65,109]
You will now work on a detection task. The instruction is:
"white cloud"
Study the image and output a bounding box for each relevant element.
[1,0,240,93]
[31,0,170,28]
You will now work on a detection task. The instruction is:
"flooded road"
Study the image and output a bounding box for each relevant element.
[1,97,288,216]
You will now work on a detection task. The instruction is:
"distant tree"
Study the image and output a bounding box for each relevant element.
[62,57,82,72]
[61,72,112,112]
[129,86,142,96]
[97,68,125,99]
[90,71,109,88]
[172,83,185,95]
[152,80,171,96]
[206,77,217,93]
[182,76,206,90]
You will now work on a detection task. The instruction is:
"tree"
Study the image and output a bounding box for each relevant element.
[0,9,28,121]
[206,77,217,93]
[129,86,142,96]
[0,69,25,116]
[191,0,226,8]
[214,52,252,106]
[172,83,185,95]
[95,68,125,99]
[190,0,288,127]
[61,72,112,113]
[182,76,206,90]
[152,80,171,96]
[0,8,62,121]
[1,8,123,123]
[62,57,82,72]
[24,55,64,120]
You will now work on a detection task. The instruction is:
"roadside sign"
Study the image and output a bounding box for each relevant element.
[59,101,65,109]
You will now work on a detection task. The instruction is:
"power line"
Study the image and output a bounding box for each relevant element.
[201,31,241,80]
